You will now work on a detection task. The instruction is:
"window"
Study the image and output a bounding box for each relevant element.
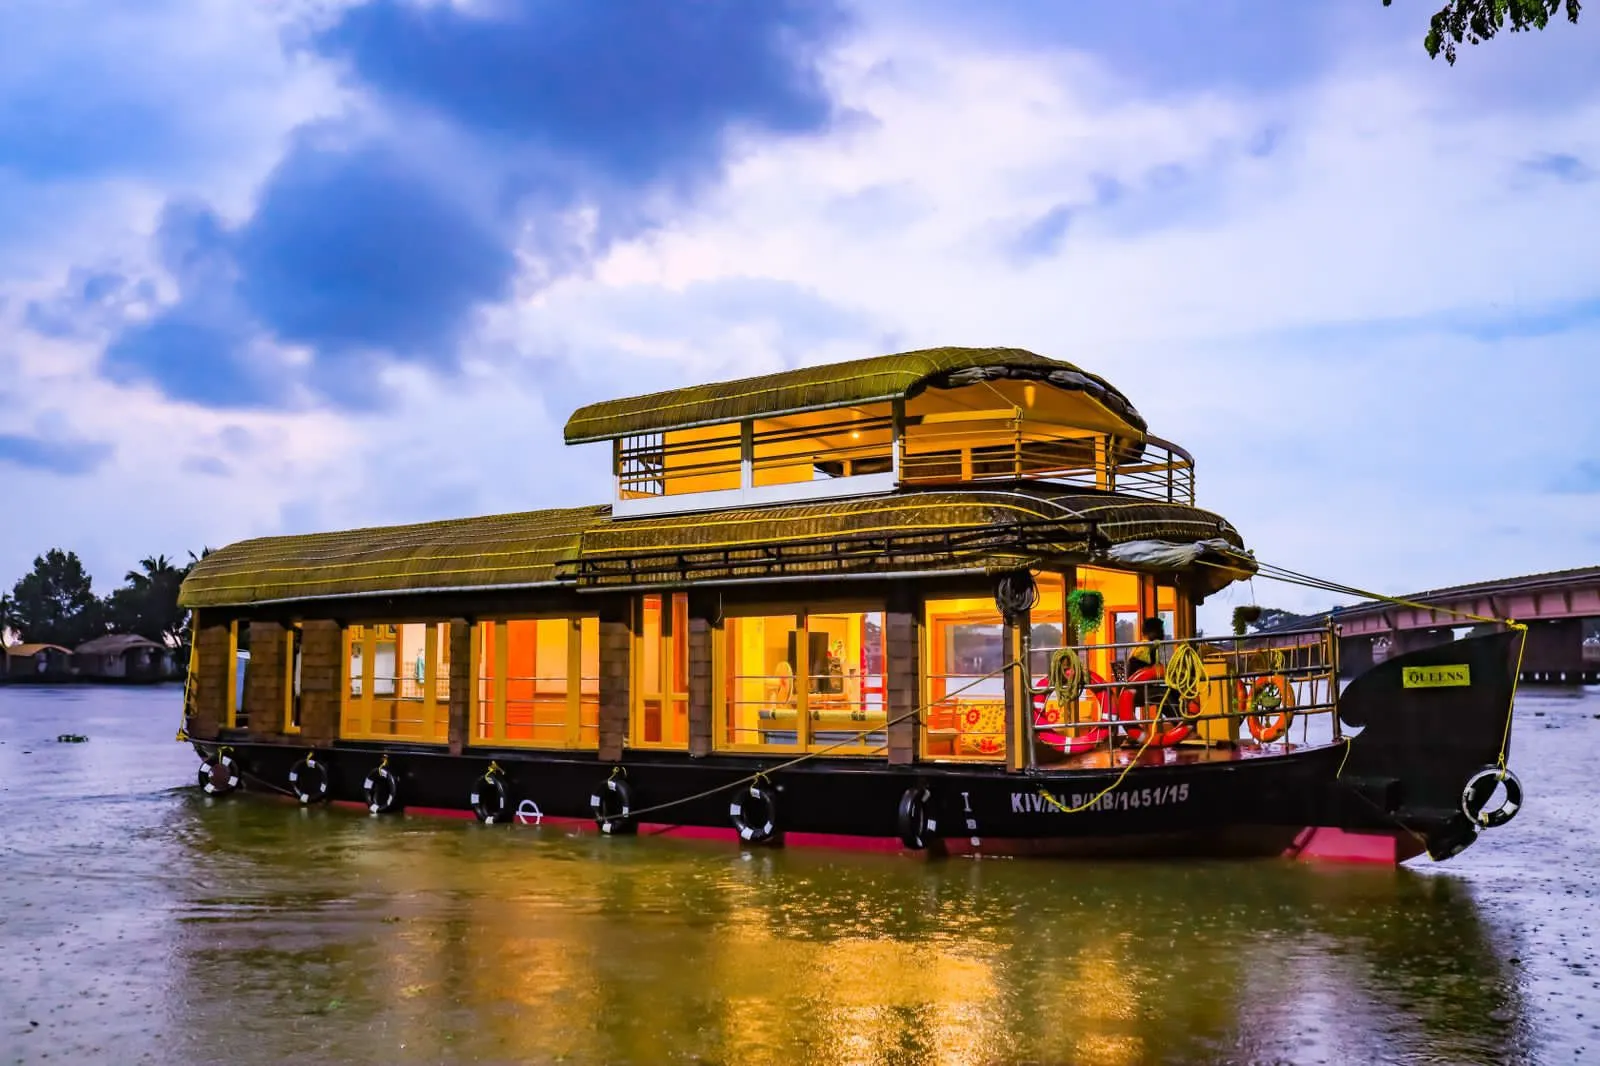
[618,426,742,498]
[341,623,451,743]
[751,407,894,486]
[801,609,886,753]
[923,596,1006,760]
[1026,572,1068,680]
[1075,566,1142,681]
[283,624,302,734]
[722,613,801,750]
[718,606,887,755]
[1156,582,1180,639]
[227,620,250,730]
[634,594,689,749]
[474,617,599,749]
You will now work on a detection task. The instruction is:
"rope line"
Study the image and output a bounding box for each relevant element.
[1036,642,1207,814]
[615,659,1025,823]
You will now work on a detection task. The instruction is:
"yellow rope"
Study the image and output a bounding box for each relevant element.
[1496,622,1528,772]
[176,635,198,742]
[1038,643,1208,815]
[1207,557,1529,773]
[620,658,1024,823]
[1031,646,1085,706]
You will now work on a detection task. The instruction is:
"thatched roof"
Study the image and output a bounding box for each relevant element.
[75,634,166,655]
[179,506,607,609]
[179,488,1248,608]
[567,488,1245,592]
[4,643,72,657]
[563,346,1147,443]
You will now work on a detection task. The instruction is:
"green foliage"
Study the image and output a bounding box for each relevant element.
[106,555,189,647]
[1232,605,1263,636]
[8,549,104,647]
[6,546,211,653]
[1385,0,1583,64]
[1067,588,1105,636]
[1245,607,1320,634]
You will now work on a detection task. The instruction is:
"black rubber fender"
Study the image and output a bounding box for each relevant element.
[591,774,636,835]
[288,755,330,804]
[363,764,401,814]
[897,786,939,850]
[1462,766,1522,829]
[198,752,240,796]
[729,782,780,844]
[471,770,511,824]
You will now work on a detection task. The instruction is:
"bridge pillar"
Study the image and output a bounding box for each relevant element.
[1520,617,1587,684]
[1338,635,1376,678]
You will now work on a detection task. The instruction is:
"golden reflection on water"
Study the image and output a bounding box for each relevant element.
[150,804,1530,1065]
[10,684,1591,1065]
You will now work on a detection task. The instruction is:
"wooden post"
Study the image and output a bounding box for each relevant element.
[885,609,920,765]
[245,621,286,742]
[448,619,471,755]
[597,602,631,763]
[192,616,231,739]
[297,620,343,746]
[687,615,712,757]
[1004,609,1030,772]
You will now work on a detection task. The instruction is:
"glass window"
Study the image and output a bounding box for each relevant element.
[722,614,802,751]
[284,625,302,733]
[474,618,598,749]
[1157,583,1179,640]
[1027,572,1068,679]
[635,594,689,749]
[341,622,449,743]
[923,596,1006,760]
[228,620,247,729]
[803,610,887,754]
[347,624,365,699]
[1075,567,1143,681]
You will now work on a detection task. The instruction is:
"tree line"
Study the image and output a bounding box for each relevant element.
[0,548,209,651]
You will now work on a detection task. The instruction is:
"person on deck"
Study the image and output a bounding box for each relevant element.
[1126,616,1166,675]
[1123,617,1170,742]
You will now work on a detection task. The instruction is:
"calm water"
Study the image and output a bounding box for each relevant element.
[2,685,1598,1065]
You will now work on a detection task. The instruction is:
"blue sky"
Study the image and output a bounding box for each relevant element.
[1,0,1597,624]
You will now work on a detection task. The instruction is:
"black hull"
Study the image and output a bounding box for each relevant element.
[195,740,1408,861]
[191,631,1523,865]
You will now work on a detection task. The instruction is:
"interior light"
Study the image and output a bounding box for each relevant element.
[1024,383,1036,408]
[851,430,862,440]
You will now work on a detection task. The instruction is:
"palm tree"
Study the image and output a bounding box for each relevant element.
[126,554,179,591]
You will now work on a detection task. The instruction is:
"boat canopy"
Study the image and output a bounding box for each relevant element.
[562,346,1147,444]
[179,506,606,609]
[178,488,1251,609]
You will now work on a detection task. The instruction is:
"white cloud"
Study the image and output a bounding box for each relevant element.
[1,4,1596,620]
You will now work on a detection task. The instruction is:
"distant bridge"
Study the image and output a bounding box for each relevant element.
[1321,566,1600,683]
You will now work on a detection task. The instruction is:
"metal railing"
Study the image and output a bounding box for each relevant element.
[614,415,1196,504]
[1023,626,1338,763]
[900,425,1195,504]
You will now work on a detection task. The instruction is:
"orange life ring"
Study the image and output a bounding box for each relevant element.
[1033,669,1112,754]
[1115,665,1193,747]
[1241,676,1294,743]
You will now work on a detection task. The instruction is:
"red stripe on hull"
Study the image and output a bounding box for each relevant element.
[293,794,1413,865]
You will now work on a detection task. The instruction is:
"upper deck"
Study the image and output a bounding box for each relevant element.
[565,347,1195,517]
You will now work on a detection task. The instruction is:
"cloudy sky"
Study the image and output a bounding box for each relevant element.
[1,0,1596,624]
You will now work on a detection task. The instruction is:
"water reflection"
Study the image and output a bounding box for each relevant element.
[165,802,1529,1065]
[6,684,1581,1065]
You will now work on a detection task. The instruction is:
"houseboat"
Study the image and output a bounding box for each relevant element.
[177,347,1524,863]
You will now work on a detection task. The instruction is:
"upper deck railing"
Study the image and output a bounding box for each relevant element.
[898,426,1194,504]
[613,404,1195,514]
